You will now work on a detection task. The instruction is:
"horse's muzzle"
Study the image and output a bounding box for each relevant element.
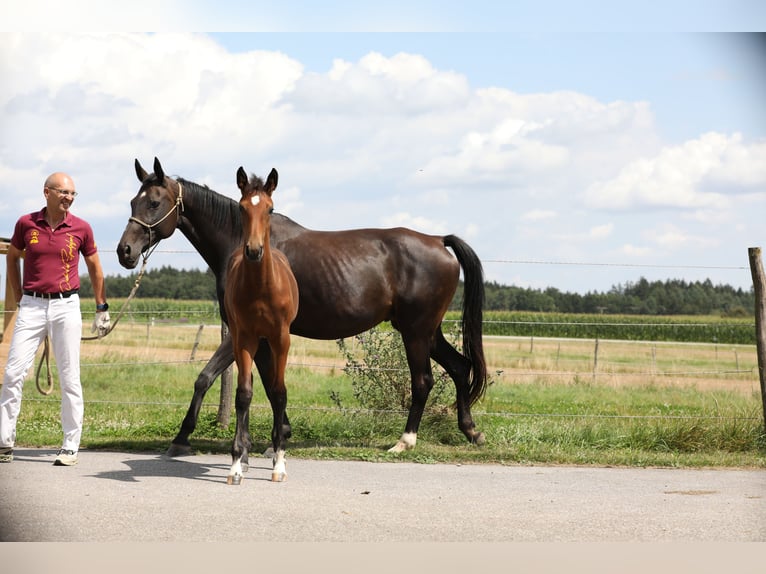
[245,245,264,262]
[116,243,140,269]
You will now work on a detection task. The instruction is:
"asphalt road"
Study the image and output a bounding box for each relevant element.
[1,447,764,543]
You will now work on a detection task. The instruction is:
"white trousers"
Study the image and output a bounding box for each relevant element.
[0,294,83,451]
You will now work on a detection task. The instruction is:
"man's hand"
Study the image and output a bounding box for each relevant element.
[91,311,111,338]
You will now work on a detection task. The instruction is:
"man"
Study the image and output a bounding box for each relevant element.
[0,172,110,465]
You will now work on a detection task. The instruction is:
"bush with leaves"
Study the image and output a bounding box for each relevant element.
[336,326,454,413]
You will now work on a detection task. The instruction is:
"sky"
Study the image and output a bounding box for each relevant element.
[1,2,765,295]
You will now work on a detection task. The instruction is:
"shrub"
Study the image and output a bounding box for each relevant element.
[336,326,452,413]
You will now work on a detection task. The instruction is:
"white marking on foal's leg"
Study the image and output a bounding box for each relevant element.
[227,458,244,485]
[388,432,417,453]
[271,449,287,482]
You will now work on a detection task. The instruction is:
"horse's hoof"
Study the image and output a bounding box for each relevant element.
[472,432,486,446]
[166,443,193,457]
[387,441,411,453]
[271,472,287,482]
[388,432,417,453]
[227,474,243,485]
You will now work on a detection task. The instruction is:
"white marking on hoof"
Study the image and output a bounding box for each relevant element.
[271,449,287,482]
[228,458,244,485]
[388,432,417,453]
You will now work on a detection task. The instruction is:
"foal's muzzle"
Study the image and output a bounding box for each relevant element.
[245,245,264,262]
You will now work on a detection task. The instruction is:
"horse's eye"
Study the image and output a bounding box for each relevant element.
[269,207,274,215]
[149,200,160,209]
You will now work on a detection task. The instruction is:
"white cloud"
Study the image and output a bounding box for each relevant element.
[589,223,614,240]
[640,223,719,252]
[553,222,614,243]
[522,209,557,221]
[1,32,762,294]
[380,212,447,234]
[582,132,766,212]
[289,52,471,116]
[621,244,652,257]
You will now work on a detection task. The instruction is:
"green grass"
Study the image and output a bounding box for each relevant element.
[3,299,762,467]
[11,356,766,469]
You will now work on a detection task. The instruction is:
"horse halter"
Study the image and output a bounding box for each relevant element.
[128,179,185,260]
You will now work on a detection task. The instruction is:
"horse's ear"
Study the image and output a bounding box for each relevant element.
[236,167,248,195]
[153,157,165,184]
[135,159,148,182]
[265,168,278,196]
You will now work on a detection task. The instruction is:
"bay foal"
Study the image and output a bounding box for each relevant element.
[224,166,299,484]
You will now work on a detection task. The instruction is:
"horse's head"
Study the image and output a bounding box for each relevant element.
[117,157,184,269]
[236,165,278,263]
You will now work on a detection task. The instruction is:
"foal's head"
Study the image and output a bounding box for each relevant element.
[236,166,278,262]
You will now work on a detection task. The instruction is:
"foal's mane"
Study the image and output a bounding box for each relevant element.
[177,177,241,229]
[247,174,266,190]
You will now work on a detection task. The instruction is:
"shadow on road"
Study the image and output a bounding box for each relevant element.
[85,452,275,484]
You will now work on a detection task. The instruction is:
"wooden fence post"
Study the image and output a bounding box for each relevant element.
[592,337,599,383]
[747,247,766,435]
[217,322,233,429]
[1,238,16,338]
[189,324,204,361]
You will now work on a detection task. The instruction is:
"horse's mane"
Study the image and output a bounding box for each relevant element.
[248,174,266,190]
[177,177,241,229]
[175,175,308,239]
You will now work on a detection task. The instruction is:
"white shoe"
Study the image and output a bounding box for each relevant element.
[0,446,13,463]
[53,449,78,466]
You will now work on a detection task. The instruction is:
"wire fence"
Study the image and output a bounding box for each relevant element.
[7,314,759,423]
[1,249,761,424]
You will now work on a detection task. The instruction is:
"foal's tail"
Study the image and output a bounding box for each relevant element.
[444,235,487,405]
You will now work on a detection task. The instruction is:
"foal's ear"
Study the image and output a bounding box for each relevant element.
[264,168,278,196]
[236,166,248,194]
[135,159,148,182]
[153,157,166,184]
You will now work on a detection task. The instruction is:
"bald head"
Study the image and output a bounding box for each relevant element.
[44,172,75,192]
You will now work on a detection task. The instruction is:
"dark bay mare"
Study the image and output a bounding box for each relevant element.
[225,167,298,484]
[117,158,487,454]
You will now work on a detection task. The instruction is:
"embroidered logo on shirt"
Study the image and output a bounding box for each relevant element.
[30,230,39,244]
[59,233,77,291]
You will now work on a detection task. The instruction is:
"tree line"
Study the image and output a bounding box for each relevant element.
[79,266,754,317]
[478,277,753,316]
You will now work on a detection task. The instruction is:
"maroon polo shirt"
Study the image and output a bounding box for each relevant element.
[11,208,98,294]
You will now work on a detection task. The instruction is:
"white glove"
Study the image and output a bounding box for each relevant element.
[91,311,111,338]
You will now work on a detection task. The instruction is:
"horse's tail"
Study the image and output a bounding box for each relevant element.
[444,235,487,405]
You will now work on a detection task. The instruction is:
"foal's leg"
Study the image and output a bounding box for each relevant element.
[227,349,254,485]
[254,340,292,445]
[168,334,234,457]
[389,334,433,453]
[430,326,485,445]
[266,331,291,482]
